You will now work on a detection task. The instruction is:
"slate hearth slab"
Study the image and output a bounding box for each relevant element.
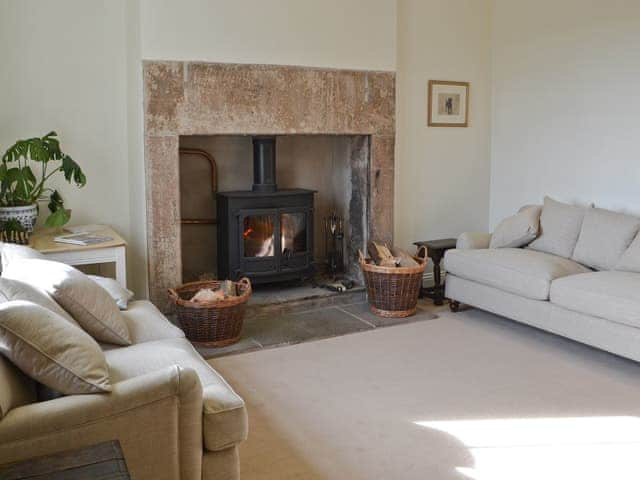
[338,302,437,328]
[196,301,440,359]
[243,306,372,349]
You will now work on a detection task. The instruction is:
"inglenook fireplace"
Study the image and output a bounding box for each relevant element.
[217,136,316,284]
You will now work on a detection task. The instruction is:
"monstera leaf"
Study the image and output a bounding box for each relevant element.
[0,166,37,205]
[61,155,86,187]
[44,208,71,228]
[44,190,71,228]
[2,131,63,164]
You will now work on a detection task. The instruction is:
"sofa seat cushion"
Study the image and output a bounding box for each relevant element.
[550,271,640,328]
[445,248,590,300]
[120,300,185,344]
[105,337,247,451]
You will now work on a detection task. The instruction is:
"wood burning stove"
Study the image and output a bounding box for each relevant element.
[217,137,315,283]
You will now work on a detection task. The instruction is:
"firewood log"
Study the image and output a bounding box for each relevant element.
[368,241,400,267]
[220,279,237,297]
[191,288,224,303]
[391,246,419,267]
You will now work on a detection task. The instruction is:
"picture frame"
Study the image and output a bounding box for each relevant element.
[427,80,470,127]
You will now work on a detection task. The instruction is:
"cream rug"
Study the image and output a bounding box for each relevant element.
[211,309,640,480]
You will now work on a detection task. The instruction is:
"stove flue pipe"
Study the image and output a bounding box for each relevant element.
[252,136,277,193]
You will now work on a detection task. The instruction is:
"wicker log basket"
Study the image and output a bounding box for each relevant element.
[360,250,426,318]
[168,278,252,347]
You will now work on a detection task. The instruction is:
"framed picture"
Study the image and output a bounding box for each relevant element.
[427,80,469,127]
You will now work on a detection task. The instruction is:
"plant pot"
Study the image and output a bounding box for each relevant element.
[0,204,39,233]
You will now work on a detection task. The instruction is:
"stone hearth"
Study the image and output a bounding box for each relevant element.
[144,61,395,310]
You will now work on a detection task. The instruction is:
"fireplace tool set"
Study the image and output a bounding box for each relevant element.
[316,211,354,292]
[324,211,345,275]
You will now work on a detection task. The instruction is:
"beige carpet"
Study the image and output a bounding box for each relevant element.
[211,309,640,480]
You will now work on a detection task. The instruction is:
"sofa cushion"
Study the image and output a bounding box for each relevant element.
[89,275,134,310]
[0,243,44,272]
[3,259,131,346]
[550,271,640,328]
[121,300,185,344]
[105,337,247,451]
[456,232,491,250]
[528,196,590,258]
[0,277,78,327]
[572,208,640,270]
[490,205,542,249]
[615,233,640,273]
[445,248,590,300]
[0,301,111,394]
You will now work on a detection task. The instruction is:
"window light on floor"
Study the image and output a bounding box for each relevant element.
[414,416,640,480]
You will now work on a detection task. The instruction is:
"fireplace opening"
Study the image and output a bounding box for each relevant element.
[216,136,316,284]
[179,134,369,285]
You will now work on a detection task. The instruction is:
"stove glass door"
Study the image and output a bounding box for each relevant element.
[243,214,276,258]
[281,211,307,255]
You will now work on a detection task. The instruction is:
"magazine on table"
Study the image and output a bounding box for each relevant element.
[53,232,114,246]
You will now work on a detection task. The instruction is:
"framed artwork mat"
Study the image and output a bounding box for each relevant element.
[428,80,469,127]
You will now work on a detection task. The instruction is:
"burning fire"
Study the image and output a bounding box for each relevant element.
[243,213,305,258]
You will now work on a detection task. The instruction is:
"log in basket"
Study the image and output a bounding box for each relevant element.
[168,278,252,347]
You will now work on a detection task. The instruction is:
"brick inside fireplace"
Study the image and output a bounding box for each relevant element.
[144,61,395,310]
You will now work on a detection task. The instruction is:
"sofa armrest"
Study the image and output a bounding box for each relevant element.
[0,366,204,480]
[457,232,492,250]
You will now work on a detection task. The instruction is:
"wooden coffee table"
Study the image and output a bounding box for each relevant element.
[0,440,130,479]
[413,238,457,305]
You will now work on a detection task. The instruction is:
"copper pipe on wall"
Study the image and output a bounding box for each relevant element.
[181,219,217,225]
[179,148,218,225]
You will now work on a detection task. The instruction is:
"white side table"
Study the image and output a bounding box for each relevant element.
[29,227,127,288]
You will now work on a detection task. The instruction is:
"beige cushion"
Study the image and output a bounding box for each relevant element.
[89,275,134,310]
[105,337,248,451]
[0,243,44,272]
[120,300,185,344]
[550,271,640,328]
[529,196,589,258]
[615,233,640,273]
[456,232,492,250]
[0,277,78,326]
[490,205,542,248]
[0,301,111,394]
[572,208,640,270]
[444,247,590,300]
[3,259,131,346]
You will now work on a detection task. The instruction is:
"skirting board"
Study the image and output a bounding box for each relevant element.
[421,269,447,288]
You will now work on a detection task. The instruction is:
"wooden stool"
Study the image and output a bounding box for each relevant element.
[413,238,457,305]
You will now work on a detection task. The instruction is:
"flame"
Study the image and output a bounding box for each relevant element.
[243,227,254,239]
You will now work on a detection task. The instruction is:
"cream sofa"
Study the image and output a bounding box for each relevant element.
[445,202,640,362]
[0,300,247,479]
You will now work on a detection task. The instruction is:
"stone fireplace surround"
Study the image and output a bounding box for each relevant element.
[144,61,395,309]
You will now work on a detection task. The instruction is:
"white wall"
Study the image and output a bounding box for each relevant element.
[395,0,492,249]
[0,0,140,287]
[490,0,640,227]
[140,0,396,71]
[126,0,148,296]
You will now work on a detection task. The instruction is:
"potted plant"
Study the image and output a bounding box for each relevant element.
[0,131,86,233]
